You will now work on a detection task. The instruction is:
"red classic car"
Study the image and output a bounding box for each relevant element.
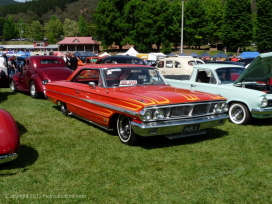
[10,55,73,98]
[44,64,229,145]
[0,109,20,164]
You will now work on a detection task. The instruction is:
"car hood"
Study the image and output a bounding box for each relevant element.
[234,52,272,84]
[111,85,225,105]
[42,67,73,81]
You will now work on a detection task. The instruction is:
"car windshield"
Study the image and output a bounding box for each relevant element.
[103,67,166,87]
[216,67,245,84]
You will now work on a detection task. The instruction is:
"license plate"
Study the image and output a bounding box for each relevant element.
[183,125,200,133]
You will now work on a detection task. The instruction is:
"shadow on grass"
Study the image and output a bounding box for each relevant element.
[140,128,228,149]
[0,145,39,176]
[249,118,272,126]
[0,90,16,103]
[50,105,229,149]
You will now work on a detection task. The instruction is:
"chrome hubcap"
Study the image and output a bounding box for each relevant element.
[30,84,36,96]
[119,116,130,140]
[231,107,244,122]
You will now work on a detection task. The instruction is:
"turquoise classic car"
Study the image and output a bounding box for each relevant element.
[167,52,272,125]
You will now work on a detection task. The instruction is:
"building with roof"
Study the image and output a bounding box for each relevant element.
[57,37,100,54]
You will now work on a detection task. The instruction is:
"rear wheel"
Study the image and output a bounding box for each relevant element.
[229,103,251,125]
[117,115,140,146]
[30,81,42,99]
[60,102,71,116]
[10,80,16,92]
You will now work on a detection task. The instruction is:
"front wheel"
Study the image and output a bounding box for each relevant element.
[10,80,16,92]
[117,115,140,145]
[60,101,71,116]
[30,81,42,99]
[229,103,251,125]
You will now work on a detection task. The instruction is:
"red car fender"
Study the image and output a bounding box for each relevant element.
[29,74,45,93]
[11,73,23,84]
[0,109,20,155]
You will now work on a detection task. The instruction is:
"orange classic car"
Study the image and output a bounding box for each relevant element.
[44,64,229,145]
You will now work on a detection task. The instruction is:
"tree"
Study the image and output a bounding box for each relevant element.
[78,15,88,36]
[202,0,224,45]
[184,0,207,49]
[255,0,272,52]
[3,16,18,39]
[221,0,253,54]
[94,0,129,50]
[122,0,176,53]
[25,20,44,41]
[43,15,63,43]
[63,18,79,37]
[17,19,26,39]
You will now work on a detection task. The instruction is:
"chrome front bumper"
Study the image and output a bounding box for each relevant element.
[0,153,18,164]
[131,114,228,137]
[251,108,272,118]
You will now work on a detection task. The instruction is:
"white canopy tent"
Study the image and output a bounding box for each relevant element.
[125,47,139,56]
[99,52,111,57]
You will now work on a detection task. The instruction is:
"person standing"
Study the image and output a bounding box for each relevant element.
[9,56,18,78]
[231,55,238,62]
[68,53,78,71]
[65,52,71,68]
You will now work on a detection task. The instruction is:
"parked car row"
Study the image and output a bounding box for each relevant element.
[1,53,268,164]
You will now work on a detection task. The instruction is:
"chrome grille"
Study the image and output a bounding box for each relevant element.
[143,101,226,121]
[171,106,192,117]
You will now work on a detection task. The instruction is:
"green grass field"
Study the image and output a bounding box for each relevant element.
[1,88,272,204]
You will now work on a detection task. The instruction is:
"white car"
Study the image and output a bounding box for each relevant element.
[166,53,272,125]
[156,56,204,79]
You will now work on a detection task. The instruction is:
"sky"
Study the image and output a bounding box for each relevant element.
[15,0,27,2]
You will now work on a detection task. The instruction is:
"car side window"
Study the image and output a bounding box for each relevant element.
[73,69,100,85]
[196,70,215,84]
[174,61,181,68]
[157,61,164,68]
[166,61,173,68]
[40,59,60,64]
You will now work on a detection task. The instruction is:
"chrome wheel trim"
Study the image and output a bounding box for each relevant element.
[30,82,36,97]
[117,115,131,142]
[229,104,246,124]
[10,80,15,91]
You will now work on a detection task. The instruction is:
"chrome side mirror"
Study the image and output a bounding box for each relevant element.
[88,82,96,88]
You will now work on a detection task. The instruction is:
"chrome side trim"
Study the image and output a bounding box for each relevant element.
[131,114,228,137]
[0,153,18,164]
[46,89,139,116]
[251,108,272,115]
[82,99,139,116]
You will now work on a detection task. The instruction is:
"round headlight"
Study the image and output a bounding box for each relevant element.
[214,104,222,113]
[221,102,228,112]
[154,109,164,119]
[143,110,153,121]
[261,97,268,108]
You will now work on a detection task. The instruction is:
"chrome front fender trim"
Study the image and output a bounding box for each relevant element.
[0,153,18,164]
[251,108,272,115]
